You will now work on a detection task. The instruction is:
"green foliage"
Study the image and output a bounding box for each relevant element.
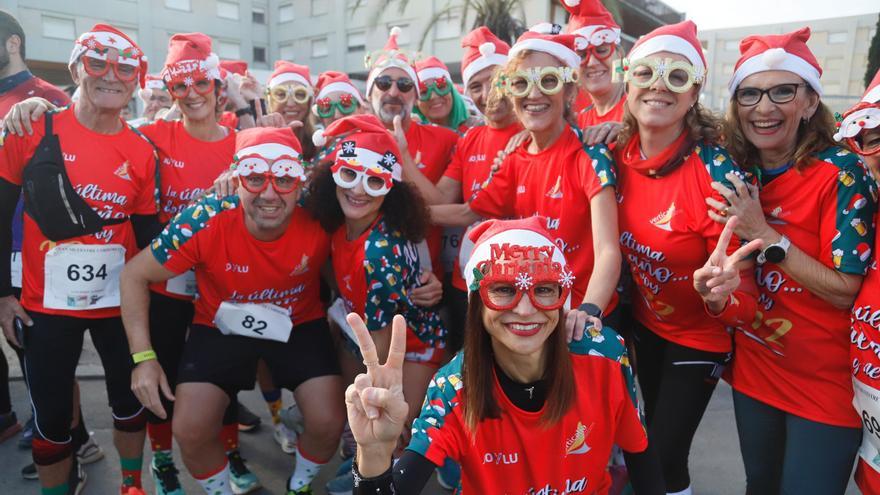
[866,14,880,88]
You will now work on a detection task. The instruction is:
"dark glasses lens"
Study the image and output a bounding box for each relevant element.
[374,76,393,91]
[395,77,414,92]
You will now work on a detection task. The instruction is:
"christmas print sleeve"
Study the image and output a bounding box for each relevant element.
[150,193,240,274]
[362,231,415,332]
[406,353,466,466]
[582,143,618,198]
[817,148,877,275]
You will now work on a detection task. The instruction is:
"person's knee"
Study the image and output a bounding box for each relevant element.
[173,408,218,450]
[303,403,345,442]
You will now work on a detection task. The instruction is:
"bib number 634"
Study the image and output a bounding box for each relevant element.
[67,263,108,282]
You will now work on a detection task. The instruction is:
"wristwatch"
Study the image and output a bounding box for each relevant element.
[578,303,602,319]
[757,235,791,264]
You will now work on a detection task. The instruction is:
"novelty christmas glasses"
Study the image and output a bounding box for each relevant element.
[234,154,305,194]
[502,66,579,98]
[268,84,313,104]
[471,244,574,311]
[418,77,453,101]
[315,94,359,118]
[613,57,705,93]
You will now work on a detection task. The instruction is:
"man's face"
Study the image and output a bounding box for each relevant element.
[238,177,300,236]
[70,47,138,113]
[369,67,416,126]
[143,90,172,120]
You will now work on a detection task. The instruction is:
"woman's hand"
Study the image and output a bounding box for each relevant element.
[346,313,409,468]
[693,216,763,312]
[212,169,239,197]
[581,122,622,146]
[410,271,442,307]
[3,97,55,136]
[564,308,603,343]
[707,173,770,241]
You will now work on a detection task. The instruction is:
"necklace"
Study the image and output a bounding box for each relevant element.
[524,386,535,399]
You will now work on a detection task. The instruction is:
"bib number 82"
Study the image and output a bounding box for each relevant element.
[241,315,268,335]
[67,264,108,282]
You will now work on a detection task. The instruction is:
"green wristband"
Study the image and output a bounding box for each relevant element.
[132,350,157,364]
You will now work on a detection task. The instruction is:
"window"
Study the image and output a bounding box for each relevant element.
[347,30,365,52]
[311,0,328,16]
[434,13,461,40]
[165,0,191,11]
[217,1,239,20]
[280,44,296,61]
[311,37,329,58]
[279,3,294,22]
[829,31,847,44]
[388,24,410,45]
[253,46,267,63]
[724,40,739,51]
[252,7,266,24]
[825,57,844,71]
[41,16,75,40]
[217,41,241,59]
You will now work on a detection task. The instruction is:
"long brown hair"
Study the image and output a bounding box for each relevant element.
[723,88,838,171]
[616,101,722,147]
[500,50,579,129]
[461,292,575,433]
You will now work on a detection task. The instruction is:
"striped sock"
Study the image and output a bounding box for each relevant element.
[120,455,143,488]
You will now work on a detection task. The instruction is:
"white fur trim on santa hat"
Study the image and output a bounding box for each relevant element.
[316,82,364,103]
[564,0,581,5]
[510,38,581,69]
[863,85,880,104]
[629,34,705,73]
[144,79,165,91]
[728,50,822,96]
[237,143,300,160]
[462,228,567,292]
[417,67,451,83]
[462,52,508,87]
[268,72,312,89]
[366,61,420,96]
[834,107,880,141]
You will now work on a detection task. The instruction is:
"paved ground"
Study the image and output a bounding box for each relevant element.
[0,337,861,494]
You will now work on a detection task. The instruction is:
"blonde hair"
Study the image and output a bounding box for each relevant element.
[501,49,579,128]
[616,101,722,147]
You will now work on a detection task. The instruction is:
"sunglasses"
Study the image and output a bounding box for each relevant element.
[418,78,452,101]
[331,163,392,197]
[480,281,569,311]
[168,78,215,99]
[315,94,359,118]
[503,66,578,98]
[82,55,139,83]
[268,85,312,104]
[373,75,415,93]
[734,83,807,107]
[580,43,615,65]
[614,57,705,93]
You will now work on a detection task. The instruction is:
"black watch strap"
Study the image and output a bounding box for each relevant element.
[578,302,602,318]
[234,106,252,118]
[352,460,396,494]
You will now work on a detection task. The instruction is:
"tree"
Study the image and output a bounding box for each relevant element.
[866,13,880,88]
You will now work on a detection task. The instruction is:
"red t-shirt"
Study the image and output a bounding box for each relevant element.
[408,327,646,494]
[469,126,616,306]
[0,106,158,318]
[573,88,592,116]
[442,122,523,291]
[577,97,626,129]
[616,141,745,353]
[218,111,238,130]
[151,194,329,328]
[851,213,880,492]
[731,147,877,428]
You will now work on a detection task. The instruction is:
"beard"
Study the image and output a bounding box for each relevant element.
[374,95,410,124]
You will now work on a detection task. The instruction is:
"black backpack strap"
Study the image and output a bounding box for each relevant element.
[44,109,53,136]
[127,123,162,213]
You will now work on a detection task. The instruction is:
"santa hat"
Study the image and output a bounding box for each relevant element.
[629,20,706,76]
[416,56,452,84]
[144,74,166,91]
[233,127,305,180]
[462,217,575,304]
[69,24,148,88]
[315,114,402,181]
[461,26,510,87]
[834,68,880,142]
[728,27,822,96]
[161,33,221,87]
[509,23,587,69]
[315,70,364,104]
[219,59,248,76]
[365,26,420,96]
[268,60,313,89]
[561,0,621,46]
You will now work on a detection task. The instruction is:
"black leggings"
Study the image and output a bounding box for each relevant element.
[145,291,193,425]
[632,322,730,492]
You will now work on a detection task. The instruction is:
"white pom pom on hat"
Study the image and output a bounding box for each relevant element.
[564,0,581,5]
[204,52,219,70]
[479,42,496,56]
[312,128,326,148]
[390,26,402,37]
[761,47,787,68]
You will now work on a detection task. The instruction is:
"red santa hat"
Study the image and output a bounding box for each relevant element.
[69,24,148,88]
[729,27,822,96]
[267,60,313,89]
[835,68,880,143]
[143,74,166,91]
[233,127,306,180]
[365,26,420,96]
[315,70,364,104]
[316,114,403,182]
[629,20,706,76]
[415,56,452,84]
[219,59,248,76]
[561,0,621,46]
[161,33,221,87]
[509,23,587,69]
[463,217,575,306]
[460,27,510,87]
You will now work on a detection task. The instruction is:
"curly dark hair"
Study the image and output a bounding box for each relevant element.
[305,162,430,242]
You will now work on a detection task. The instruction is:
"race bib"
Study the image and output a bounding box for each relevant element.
[854,378,880,472]
[43,244,125,310]
[213,301,293,343]
[10,251,21,289]
[458,221,481,280]
[329,297,357,345]
[166,270,197,297]
[440,227,464,273]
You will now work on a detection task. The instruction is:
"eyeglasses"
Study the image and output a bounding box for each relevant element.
[614,57,705,93]
[82,55,138,83]
[418,78,452,101]
[268,84,312,104]
[503,66,578,98]
[373,75,415,93]
[241,173,303,194]
[331,163,392,197]
[315,94,359,118]
[168,78,214,99]
[480,281,569,311]
[850,132,880,157]
[235,154,305,194]
[734,83,807,107]
[580,43,615,65]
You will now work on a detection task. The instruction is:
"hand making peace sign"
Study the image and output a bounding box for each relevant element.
[693,216,763,308]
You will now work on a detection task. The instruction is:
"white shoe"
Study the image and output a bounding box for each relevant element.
[280,403,304,434]
[76,434,104,465]
[274,423,298,454]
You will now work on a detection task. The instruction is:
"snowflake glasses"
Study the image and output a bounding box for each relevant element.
[472,243,574,311]
[315,93,359,119]
[331,140,400,197]
[502,66,579,98]
[268,84,312,105]
[418,77,453,101]
[233,153,306,194]
[82,54,139,83]
[613,57,705,93]
[167,77,214,99]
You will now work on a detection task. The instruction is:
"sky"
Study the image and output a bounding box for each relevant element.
[662,0,879,30]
